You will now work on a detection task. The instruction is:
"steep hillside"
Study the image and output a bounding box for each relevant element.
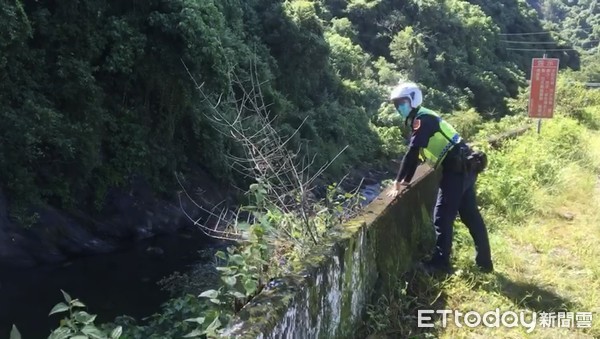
[525,0,600,81]
[0,0,579,233]
[528,0,599,53]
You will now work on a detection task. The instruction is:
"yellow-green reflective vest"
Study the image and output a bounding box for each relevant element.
[414,107,462,169]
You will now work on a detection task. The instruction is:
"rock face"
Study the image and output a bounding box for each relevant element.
[0,169,234,268]
[0,162,389,269]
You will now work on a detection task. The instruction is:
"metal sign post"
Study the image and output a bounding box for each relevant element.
[528,53,559,133]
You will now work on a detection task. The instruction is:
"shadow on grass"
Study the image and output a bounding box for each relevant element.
[360,267,583,338]
[360,267,450,339]
[490,272,578,313]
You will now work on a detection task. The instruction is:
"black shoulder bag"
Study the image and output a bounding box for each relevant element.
[466,150,488,174]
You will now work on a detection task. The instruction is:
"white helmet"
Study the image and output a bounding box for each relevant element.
[389,82,423,108]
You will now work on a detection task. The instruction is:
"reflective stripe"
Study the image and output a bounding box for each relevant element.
[435,133,462,168]
[414,107,463,169]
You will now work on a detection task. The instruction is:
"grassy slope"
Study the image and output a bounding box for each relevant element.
[365,115,600,338]
[441,131,600,338]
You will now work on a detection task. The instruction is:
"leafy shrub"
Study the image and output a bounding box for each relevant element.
[443,108,484,141]
[374,125,408,159]
[39,290,123,339]
[476,114,591,227]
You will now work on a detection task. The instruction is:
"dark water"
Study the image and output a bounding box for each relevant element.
[0,228,217,339]
[0,183,383,339]
[360,183,382,207]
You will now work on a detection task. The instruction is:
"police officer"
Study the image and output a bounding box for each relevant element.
[386,81,494,274]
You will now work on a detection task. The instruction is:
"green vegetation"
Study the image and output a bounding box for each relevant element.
[5,0,600,338]
[47,291,123,339]
[0,0,577,225]
[364,75,600,338]
[526,0,600,82]
[530,0,599,53]
[0,0,371,222]
[31,184,364,338]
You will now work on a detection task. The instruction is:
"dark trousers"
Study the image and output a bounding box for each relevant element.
[430,169,492,268]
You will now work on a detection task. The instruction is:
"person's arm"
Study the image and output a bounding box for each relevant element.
[395,115,437,185]
[395,146,420,183]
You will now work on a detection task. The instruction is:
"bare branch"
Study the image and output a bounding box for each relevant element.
[179,57,359,250]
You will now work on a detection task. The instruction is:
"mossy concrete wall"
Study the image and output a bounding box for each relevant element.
[220,127,532,339]
[220,165,441,339]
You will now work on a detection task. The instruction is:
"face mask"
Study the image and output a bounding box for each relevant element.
[396,102,411,119]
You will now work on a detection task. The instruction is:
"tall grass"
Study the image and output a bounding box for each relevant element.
[364,110,600,338]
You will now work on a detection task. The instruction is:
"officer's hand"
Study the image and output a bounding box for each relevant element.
[386,184,399,198]
[386,180,409,197]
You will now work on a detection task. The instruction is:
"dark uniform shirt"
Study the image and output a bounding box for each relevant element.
[396,113,467,183]
[396,114,438,183]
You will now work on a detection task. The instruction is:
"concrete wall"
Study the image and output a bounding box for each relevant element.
[217,125,531,339]
[220,166,441,338]
[219,126,532,338]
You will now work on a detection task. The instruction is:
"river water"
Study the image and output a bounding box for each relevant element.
[0,183,382,339]
[0,228,220,339]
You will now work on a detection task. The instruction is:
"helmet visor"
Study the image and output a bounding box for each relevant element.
[392,97,411,110]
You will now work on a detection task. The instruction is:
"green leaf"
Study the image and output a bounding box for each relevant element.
[81,324,105,338]
[10,325,21,339]
[61,290,72,303]
[259,215,271,229]
[205,316,222,335]
[229,254,244,265]
[215,251,227,260]
[222,275,237,286]
[49,302,70,316]
[209,298,221,304]
[110,326,123,339]
[183,329,204,338]
[244,280,258,295]
[75,311,97,325]
[48,327,73,339]
[184,317,205,325]
[216,266,233,273]
[198,289,219,299]
[71,300,86,308]
[236,222,251,231]
[70,336,89,339]
[228,291,246,299]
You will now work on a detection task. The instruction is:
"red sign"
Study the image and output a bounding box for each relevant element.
[528,58,559,118]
